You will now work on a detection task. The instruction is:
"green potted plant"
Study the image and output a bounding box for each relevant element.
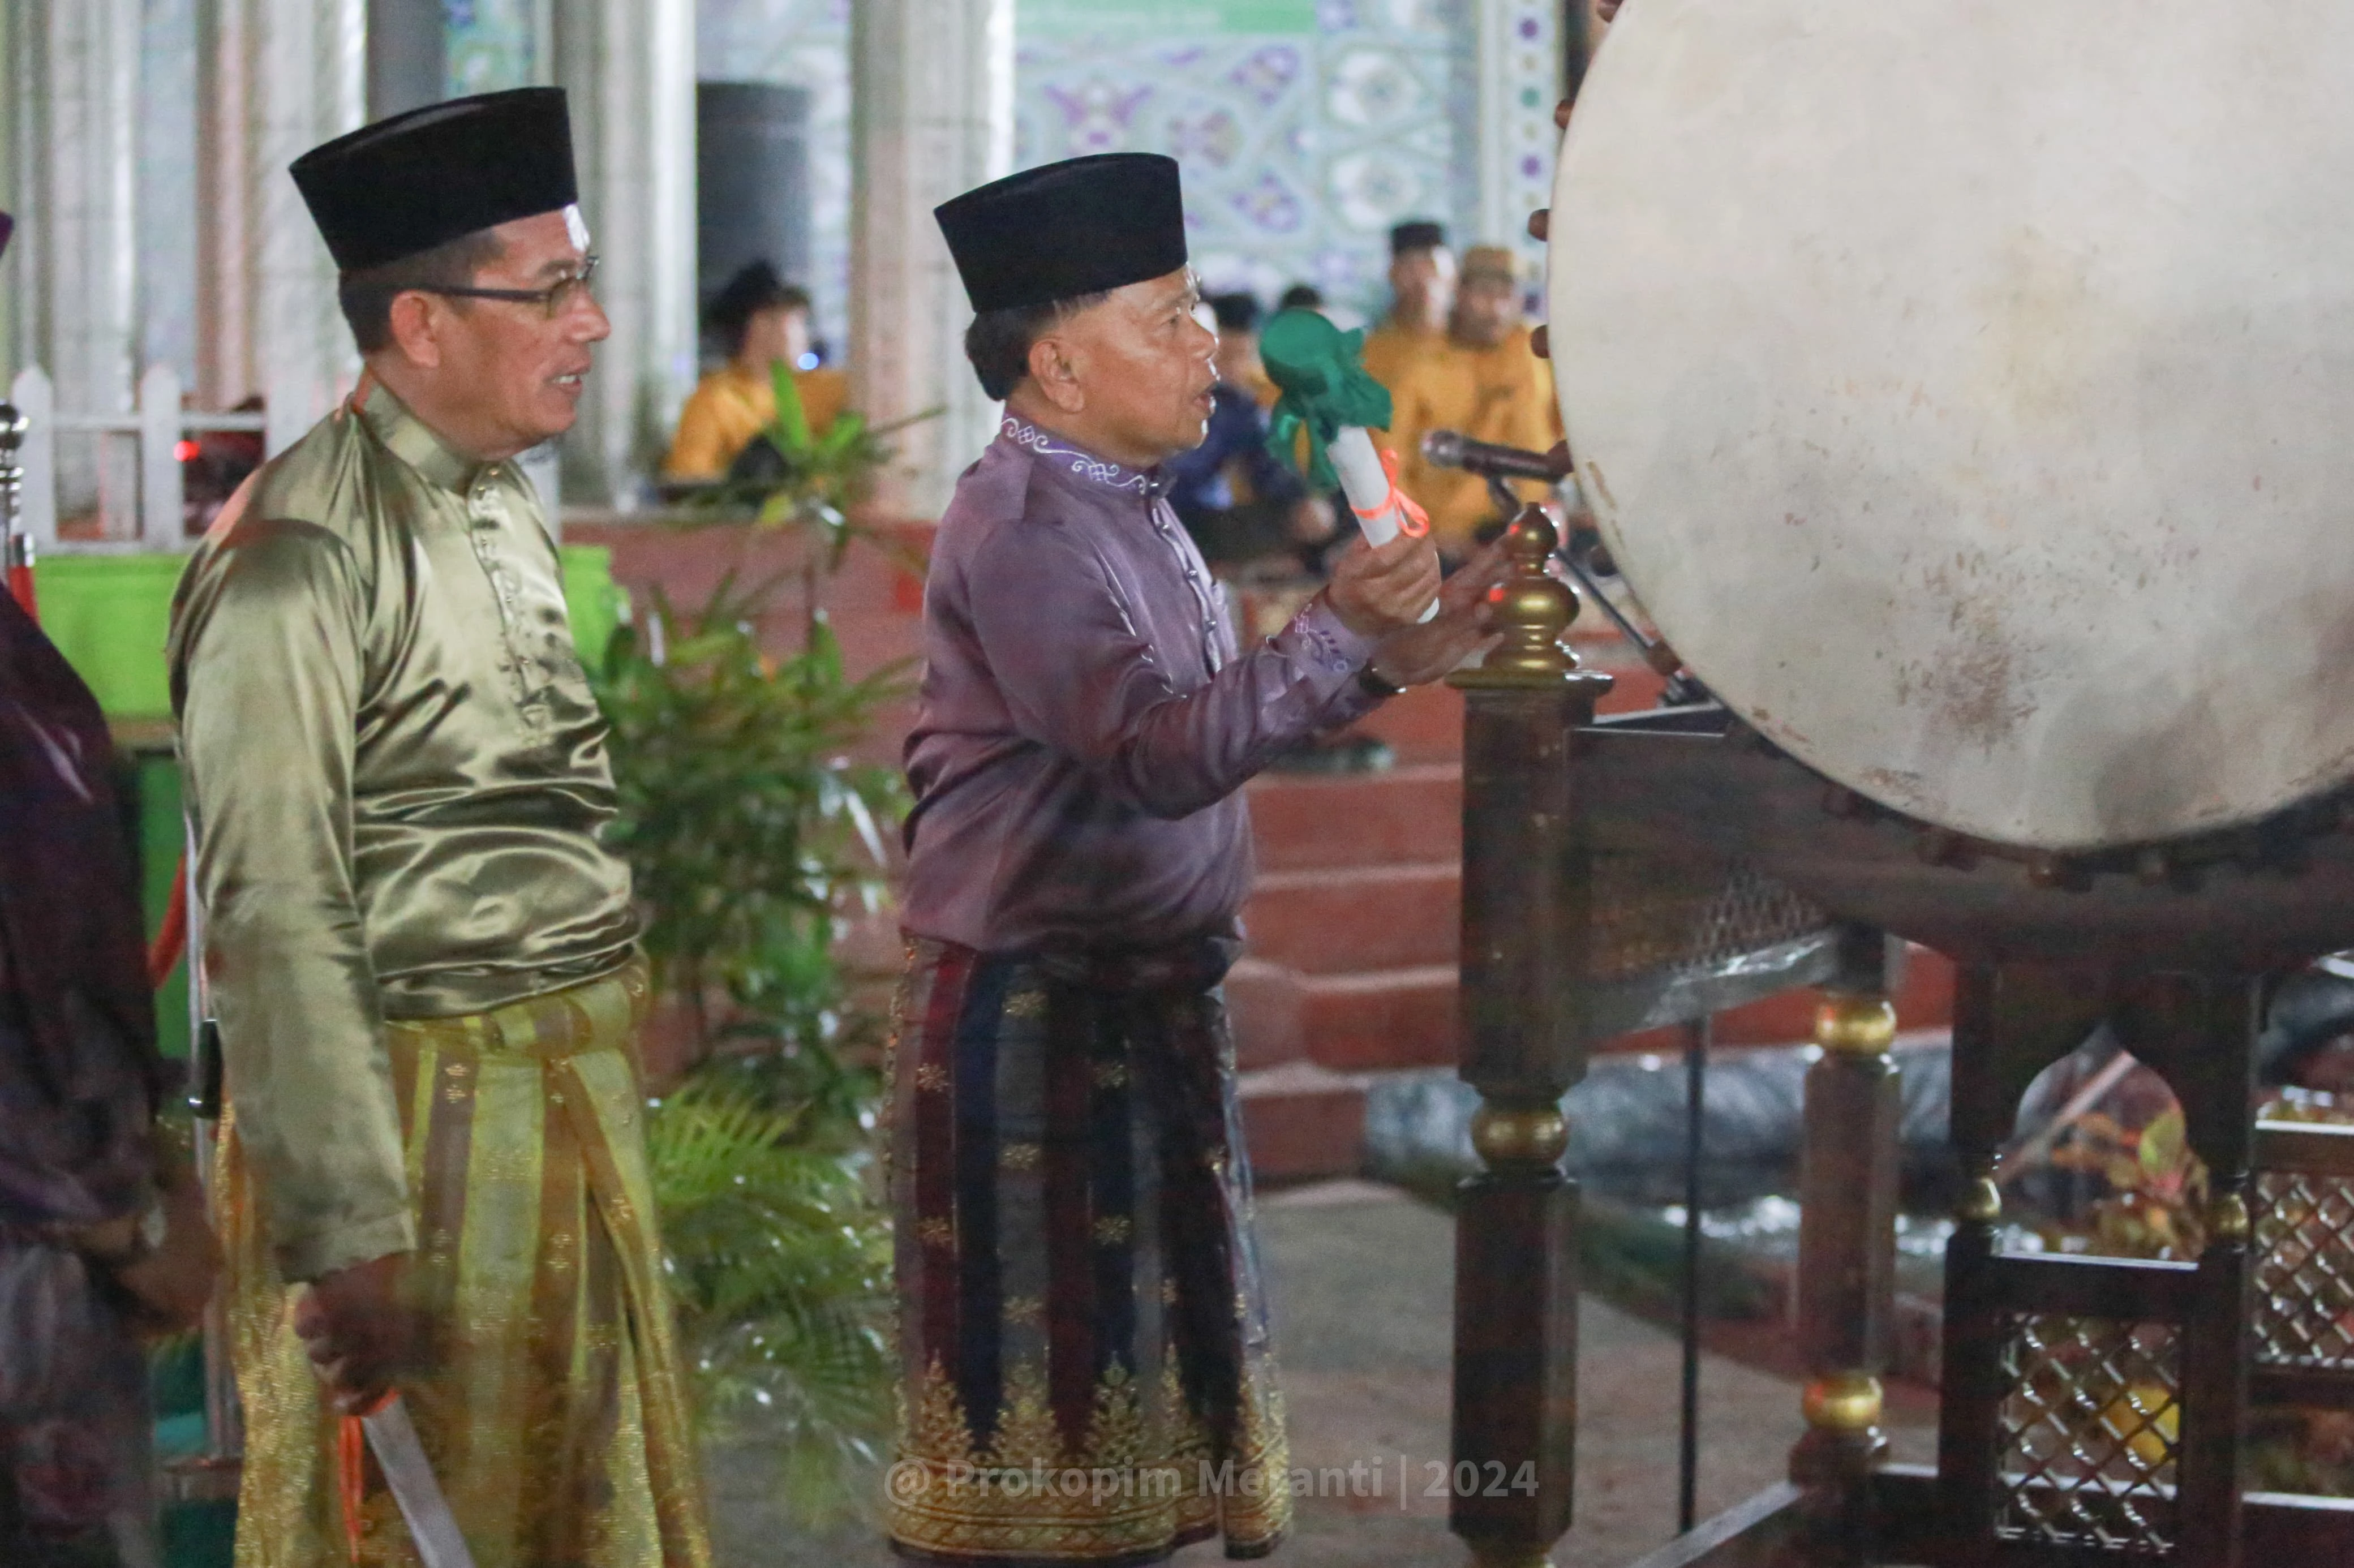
[596,375,922,1520]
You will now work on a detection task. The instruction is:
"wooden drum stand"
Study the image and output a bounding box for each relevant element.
[1445,509,2354,1568]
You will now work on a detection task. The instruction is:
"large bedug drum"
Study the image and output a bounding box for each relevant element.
[1550,0,2354,852]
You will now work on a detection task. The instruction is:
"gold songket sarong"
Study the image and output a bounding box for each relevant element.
[218,960,712,1568]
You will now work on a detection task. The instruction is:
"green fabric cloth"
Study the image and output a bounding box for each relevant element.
[1257,306,1394,491]
[166,383,638,1283]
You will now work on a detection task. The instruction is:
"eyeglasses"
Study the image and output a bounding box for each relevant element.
[423,254,600,319]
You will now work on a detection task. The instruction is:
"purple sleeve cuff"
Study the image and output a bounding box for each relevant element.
[1276,593,1387,727]
[1278,593,1380,677]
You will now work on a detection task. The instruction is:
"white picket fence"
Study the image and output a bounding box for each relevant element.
[7,364,562,551]
[8,365,267,551]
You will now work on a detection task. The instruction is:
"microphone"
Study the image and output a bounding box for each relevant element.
[1419,430,1570,483]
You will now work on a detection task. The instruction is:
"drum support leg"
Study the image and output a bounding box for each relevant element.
[1784,928,1903,1565]
[1450,508,1613,1568]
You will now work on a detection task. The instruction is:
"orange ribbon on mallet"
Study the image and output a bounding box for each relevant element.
[1348,446,1430,539]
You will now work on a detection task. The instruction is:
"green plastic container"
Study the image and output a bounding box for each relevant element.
[36,545,624,720]
[30,547,625,1065]
[34,553,187,720]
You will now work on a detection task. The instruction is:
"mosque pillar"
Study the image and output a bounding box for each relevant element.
[552,0,696,508]
[848,0,1013,522]
[196,0,367,453]
[9,0,140,518]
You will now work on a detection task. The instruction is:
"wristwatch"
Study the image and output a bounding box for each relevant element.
[1356,663,1406,700]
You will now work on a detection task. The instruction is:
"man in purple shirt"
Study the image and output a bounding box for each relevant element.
[886,153,1503,1566]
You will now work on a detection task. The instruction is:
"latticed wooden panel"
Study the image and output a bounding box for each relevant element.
[1583,853,1829,985]
[2254,1170,2354,1368]
[1994,1314,2181,1554]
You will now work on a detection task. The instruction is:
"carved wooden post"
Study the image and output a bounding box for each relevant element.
[1450,506,1613,1568]
[1788,928,1901,1562]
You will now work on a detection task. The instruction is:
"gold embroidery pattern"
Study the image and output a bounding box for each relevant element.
[1004,989,1048,1019]
[221,958,712,1568]
[1000,1142,1043,1171]
[887,1352,1291,1563]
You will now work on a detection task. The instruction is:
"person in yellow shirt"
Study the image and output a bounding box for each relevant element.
[1360,220,1455,390]
[1380,244,1562,560]
[663,260,850,479]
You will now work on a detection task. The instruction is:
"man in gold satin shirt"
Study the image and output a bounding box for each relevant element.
[168,89,710,1568]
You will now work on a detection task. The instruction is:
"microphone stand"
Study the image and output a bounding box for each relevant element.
[1437,433,1712,707]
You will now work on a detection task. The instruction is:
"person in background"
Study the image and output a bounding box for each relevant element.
[1165,293,1336,572]
[1276,281,1325,312]
[663,259,851,480]
[169,89,711,1567]
[1360,219,1455,389]
[181,393,267,536]
[1,590,220,1568]
[1380,243,1562,561]
[1208,290,1279,410]
[0,209,218,1568]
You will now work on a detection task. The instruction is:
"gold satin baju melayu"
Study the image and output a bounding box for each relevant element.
[221,963,705,1568]
[169,383,710,1568]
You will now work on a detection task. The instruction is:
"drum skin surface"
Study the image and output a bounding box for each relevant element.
[1550,0,2354,851]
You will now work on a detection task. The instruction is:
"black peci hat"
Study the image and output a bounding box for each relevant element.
[292,88,578,272]
[935,153,1188,315]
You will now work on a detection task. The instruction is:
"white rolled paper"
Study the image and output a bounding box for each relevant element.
[1326,427,1438,622]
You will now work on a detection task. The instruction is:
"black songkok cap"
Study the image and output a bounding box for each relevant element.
[936,153,1188,315]
[291,88,578,272]
[1389,220,1447,257]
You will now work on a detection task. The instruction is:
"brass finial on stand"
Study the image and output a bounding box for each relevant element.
[1452,504,1613,695]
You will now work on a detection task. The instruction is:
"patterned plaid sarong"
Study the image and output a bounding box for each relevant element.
[218,957,712,1568]
[884,936,1290,1566]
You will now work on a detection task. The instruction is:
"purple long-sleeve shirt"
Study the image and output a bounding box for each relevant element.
[901,414,1385,953]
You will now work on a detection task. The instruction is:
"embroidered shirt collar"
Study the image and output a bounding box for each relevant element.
[359,380,503,496]
[999,414,1165,499]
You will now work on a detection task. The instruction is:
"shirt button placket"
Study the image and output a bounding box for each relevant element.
[469,475,539,719]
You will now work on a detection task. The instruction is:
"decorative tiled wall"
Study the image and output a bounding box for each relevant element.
[698,0,1557,346]
[1477,0,1561,300]
[1017,0,1474,325]
[443,0,542,96]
